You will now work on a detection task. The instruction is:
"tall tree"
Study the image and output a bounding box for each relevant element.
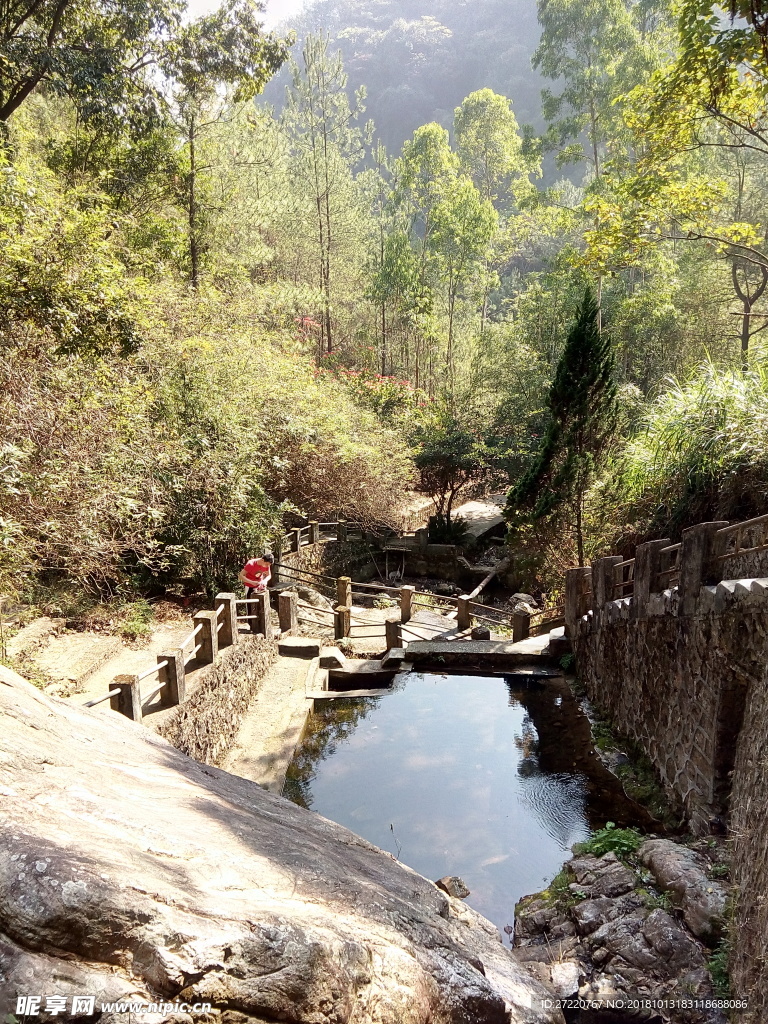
[162,0,288,288]
[0,0,183,124]
[533,0,641,177]
[505,286,617,565]
[283,33,370,353]
[453,88,531,204]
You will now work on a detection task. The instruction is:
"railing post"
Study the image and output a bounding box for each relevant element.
[512,611,530,643]
[400,585,414,623]
[632,539,670,617]
[279,590,298,634]
[385,619,402,650]
[565,567,591,636]
[336,575,352,608]
[679,521,730,616]
[334,604,350,639]
[457,595,471,631]
[110,675,142,722]
[308,520,320,545]
[158,649,185,706]
[254,592,273,640]
[592,556,623,609]
[336,520,347,543]
[215,592,239,648]
[193,610,218,665]
[291,527,302,552]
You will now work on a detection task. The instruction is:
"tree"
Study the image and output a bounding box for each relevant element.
[0,0,183,125]
[505,286,617,565]
[412,413,487,531]
[162,0,289,288]
[453,88,531,204]
[283,33,370,353]
[430,177,497,380]
[533,0,641,177]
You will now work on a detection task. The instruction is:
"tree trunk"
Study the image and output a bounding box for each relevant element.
[188,118,199,290]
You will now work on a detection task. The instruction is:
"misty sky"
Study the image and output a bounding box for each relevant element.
[185,0,305,28]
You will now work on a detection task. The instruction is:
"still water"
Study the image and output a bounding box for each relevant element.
[283,672,643,936]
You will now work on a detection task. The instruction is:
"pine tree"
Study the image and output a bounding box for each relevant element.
[505,286,617,565]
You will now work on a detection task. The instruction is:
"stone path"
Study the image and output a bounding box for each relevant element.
[221,654,312,793]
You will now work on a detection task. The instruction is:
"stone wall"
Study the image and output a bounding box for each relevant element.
[158,634,276,765]
[567,523,768,1018]
[728,667,768,1024]
[573,592,767,831]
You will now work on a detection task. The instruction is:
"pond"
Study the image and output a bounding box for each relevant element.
[283,671,646,937]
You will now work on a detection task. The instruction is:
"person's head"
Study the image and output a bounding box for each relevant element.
[262,551,274,564]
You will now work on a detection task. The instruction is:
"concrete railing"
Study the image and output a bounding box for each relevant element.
[85,593,245,723]
[565,512,768,632]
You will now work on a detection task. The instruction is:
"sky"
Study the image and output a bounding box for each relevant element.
[185,0,306,28]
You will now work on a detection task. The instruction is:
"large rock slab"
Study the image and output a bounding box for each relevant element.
[0,665,561,1024]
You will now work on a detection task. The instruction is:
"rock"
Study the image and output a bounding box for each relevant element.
[296,585,334,610]
[277,636,322,658]
[515,843,729,1024]
[639,838,728,942]
[436,875,471,899]
[0,665,562,1024]
[471,625,492,640]
[566,852,637,898]
[549,960,580,997]
[512,593,537,606]
[435,582,457,596]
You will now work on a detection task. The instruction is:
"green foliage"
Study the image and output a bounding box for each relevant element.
[506,286,617,564]
[0,150,141,356]
[708,938,731,998]
[412,413,488,525]
[577,822,643,858]
[427,513,470,545]
[610,361,768,537]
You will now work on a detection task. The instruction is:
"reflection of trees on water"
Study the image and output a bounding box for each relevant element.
[283,697,379,809]
[505,677,647,833]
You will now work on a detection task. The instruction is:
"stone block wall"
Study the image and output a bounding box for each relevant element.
[729,666,768,1023]
[573,594,767,831]
[158,635,276,765]
[571,565,768,1018]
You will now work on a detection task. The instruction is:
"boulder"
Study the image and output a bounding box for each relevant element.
[471,625,492,640]
[435,876,471,899]
[639,838,728,942]
[0,665,562,1024]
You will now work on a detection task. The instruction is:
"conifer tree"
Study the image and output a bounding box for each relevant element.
[505,286,617,565]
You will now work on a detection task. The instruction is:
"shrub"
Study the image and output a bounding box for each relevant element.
[577,822,643,858]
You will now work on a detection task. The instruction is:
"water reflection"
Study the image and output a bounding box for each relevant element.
[283,672,645,935]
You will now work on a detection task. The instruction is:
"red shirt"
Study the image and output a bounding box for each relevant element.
[242,558,271,590]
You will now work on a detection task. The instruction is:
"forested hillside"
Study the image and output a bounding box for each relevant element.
[3,0,768,616]
[263,0,545,154]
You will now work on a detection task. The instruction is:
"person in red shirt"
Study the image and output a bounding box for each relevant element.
[239,553,274,633]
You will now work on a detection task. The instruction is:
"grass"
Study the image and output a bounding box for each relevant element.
[574,821,644,858]
[708,939,731,998]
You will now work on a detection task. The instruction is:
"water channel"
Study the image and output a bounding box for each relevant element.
[283,671,648,937]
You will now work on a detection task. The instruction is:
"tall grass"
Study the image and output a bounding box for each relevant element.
[612,361,768,537]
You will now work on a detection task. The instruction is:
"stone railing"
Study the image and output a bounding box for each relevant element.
[564,513,768,631]
[85,592,245,723]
